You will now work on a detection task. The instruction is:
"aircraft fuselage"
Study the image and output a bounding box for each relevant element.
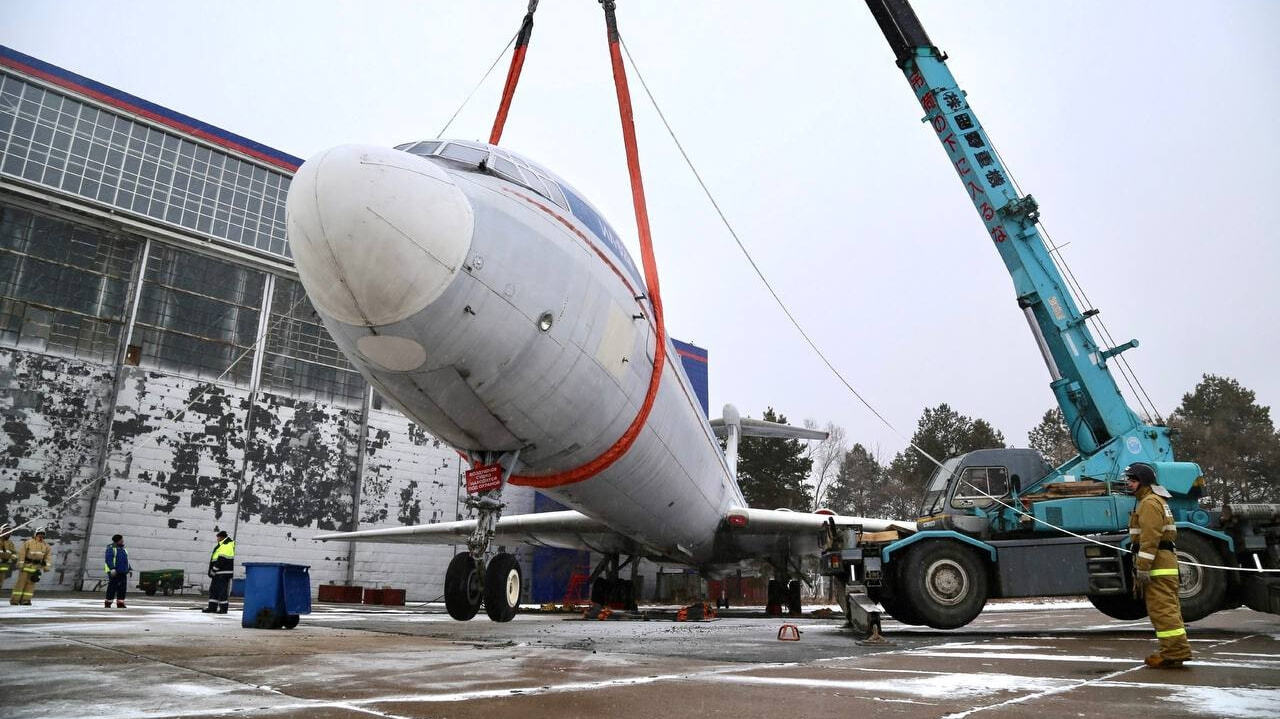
[287,140,741,565]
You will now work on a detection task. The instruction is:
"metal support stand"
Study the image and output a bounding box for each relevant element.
[844,589,892,645]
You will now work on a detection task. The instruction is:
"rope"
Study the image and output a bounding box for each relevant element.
[434,32,519,140]
[954,478,1279,574]
[617,36,943,472]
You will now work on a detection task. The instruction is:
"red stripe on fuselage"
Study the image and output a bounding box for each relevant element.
[675,347,707,363]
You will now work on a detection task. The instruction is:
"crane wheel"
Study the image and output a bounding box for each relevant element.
[1174,532,1227,623]
[900,541,988,629]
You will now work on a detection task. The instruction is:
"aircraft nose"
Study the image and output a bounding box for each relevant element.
[286,144,474,327]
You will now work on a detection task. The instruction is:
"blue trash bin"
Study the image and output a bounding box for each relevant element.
[242,562,311,629]
[231,577,245,598]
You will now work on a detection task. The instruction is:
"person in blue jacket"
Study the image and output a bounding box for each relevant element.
[104,534,130,608]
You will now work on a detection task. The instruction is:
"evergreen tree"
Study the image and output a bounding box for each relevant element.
[884,403,1006,515]
[1027,407,1076,466]
[1169,375,1280,505]
[824,443,884,517]
[737,407,814,510]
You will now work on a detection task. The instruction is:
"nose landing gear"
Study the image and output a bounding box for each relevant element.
[443,450,524,622]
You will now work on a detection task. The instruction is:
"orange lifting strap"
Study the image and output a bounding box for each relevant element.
[510,0,669,489]
[489,0,538,146]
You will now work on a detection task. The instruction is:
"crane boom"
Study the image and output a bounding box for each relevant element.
[865,0,1170,482]
[819,1,1280,639]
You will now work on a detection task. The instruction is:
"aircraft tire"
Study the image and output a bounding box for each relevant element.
[899,541,988,630]
[1087,593,1148,621]
[1175,532,1227,623]
[766,579,784,616]
[484,552,522,622]
[591,577,610,605]
[786,580,802,616]
[444,552,482,621]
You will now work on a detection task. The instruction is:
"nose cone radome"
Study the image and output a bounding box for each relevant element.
[286,144,474,327]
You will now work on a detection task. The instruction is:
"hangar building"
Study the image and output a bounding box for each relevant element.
[0,45,538,600]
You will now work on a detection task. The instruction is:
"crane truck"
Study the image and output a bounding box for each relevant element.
[822,0,1280,637]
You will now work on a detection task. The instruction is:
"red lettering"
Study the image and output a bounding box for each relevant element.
[991,225,1009,243]
[955,157,971,176]
[909,72,925,90]
[966,181,985,200]
[931,115,947,133]
[980,202,995,221]
[941,132,959,155]
[921,92,937,112]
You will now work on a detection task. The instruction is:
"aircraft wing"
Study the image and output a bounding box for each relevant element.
[720,507,917,560]
[314,510,638,555]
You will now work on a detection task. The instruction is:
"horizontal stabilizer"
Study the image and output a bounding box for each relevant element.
[709,417,828,440]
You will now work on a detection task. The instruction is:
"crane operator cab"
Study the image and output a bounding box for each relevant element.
[916,448,1053,536]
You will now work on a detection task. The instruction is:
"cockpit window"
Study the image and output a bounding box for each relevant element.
[492,156,520,182]
[408,140,441,156]
[438,143,489,166]
[391,139,642,285]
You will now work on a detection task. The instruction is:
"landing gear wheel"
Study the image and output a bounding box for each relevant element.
[1088,593,1148,621]
[615,579,637,611]
[786,580,803,616]
[484,552,522,622]
[766,579,784,616]
[591,577,611,605]
[144,587,157,596]
[1175,532,1227,623]
[444,552,483,621]
[900,542,988,629]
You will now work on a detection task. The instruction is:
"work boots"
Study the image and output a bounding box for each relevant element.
[217,606,228,614]
[116,601,126,608]
[105,600,112,608]
[1144,653,1187,669]
[201,606,217,613]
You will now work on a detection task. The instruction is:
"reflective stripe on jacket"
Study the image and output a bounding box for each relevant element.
[17,539,52,572]
[1129,485,1178,573]
[0,538,15,569]
[210,538,235,573]
[104,544,130,574]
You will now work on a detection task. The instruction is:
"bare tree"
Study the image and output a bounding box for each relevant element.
[804,419,847,510]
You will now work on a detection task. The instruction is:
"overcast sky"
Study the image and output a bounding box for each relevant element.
[4,1,1278,461]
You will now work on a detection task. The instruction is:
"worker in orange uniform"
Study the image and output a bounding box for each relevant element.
[0,524,17,594]
[11,527,52,605]
[1125,463,1191,669]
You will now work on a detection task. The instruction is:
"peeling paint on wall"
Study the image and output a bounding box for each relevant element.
[241,393,359,531]
[0,349,114,586]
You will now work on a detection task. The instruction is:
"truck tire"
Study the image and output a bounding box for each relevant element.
[1087,593,1147,621]
[1175,532,1227,623]
[868,574,924,625]
[899,541,988,629]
